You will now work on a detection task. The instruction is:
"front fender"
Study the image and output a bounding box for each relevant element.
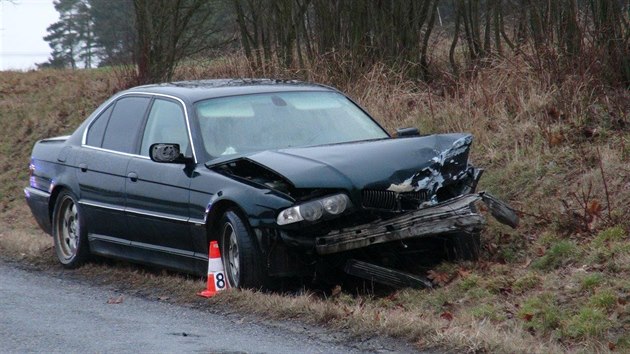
[204,186,293,229]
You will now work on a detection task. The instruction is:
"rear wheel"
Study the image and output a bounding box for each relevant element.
[218,210,266,289]
[52,190,90,268]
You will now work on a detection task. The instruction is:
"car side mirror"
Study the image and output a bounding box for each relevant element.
[150,143,187,163]
[396,127,420,137]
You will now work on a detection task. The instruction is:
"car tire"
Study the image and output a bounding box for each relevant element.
[446,232,481,261]
[218,210,267,289]
[52,190,90,268]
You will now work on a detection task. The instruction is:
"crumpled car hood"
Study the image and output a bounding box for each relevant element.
[208,133,473,191]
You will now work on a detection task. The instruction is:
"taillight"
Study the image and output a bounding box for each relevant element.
[28,163,36,188]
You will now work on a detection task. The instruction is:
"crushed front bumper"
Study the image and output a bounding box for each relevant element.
[315,192,518,255]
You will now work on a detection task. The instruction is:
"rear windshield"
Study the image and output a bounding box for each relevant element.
[195,91,388,157]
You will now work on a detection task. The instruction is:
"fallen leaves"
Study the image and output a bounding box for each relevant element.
[547,107,563,120]
[330,285,342,298]
[106,295,124,304]
[485,242,499,255]
[440,311,454,321]
[427,270,453,287]
[582,127,599,139]
[547,132,565,147]
[457,268,471,278]
[499,287,513,296]
[586,200,603,218]
[427,266,471,287]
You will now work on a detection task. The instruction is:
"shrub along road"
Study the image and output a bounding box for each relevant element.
[0,260,419,353]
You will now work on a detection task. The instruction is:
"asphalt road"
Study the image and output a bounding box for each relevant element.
[0,261,418,353]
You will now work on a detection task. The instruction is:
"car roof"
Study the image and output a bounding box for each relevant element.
[125,79,335,102]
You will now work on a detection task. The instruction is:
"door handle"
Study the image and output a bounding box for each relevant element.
[127,172,138,182]
[78,163,88,172]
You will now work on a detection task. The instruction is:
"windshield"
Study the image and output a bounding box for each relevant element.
[194,91,389,157]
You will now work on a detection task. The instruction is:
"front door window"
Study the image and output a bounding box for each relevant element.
[140,99,190,157]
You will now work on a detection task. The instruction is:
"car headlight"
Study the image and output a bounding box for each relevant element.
[277,193,351,225]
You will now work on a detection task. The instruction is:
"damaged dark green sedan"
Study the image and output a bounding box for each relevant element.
[25,79,517,289]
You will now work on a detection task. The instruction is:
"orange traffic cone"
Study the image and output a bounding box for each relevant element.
[197,240,228,298]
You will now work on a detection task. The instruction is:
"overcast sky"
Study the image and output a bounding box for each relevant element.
[0,0,58,70]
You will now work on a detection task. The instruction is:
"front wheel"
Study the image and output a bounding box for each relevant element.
[218,210,267,289]
[52,190,90,268]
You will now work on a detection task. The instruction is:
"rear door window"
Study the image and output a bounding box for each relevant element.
[86,104,113,147]
[101,96,151,154]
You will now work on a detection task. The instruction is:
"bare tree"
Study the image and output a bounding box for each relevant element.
[133,0,225,84]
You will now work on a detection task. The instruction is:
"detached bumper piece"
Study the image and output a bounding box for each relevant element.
[344,259,433,289]
[315,192,518,255]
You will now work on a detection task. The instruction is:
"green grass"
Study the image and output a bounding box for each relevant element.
[514,272,541,293]
[593,226,627,248]
[565,307,612,339]
[588,289,617,310]
[579,272,605,291]
[533,240,581,271]
[468,303,505,322]
[518,293,563,334]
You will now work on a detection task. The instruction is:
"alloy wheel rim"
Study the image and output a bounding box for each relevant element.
[224,223,239,287]
[58,198,79,259]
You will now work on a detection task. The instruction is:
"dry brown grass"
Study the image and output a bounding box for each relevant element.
[209,287,569,353]
[1,53,629,352]
[0,226,51,261]
[0,69,117,229]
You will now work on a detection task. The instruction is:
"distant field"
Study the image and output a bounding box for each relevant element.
[1,57,628,352]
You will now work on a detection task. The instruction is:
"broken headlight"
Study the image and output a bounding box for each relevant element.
[276,193,350,225]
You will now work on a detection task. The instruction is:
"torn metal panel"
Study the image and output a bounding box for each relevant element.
[209,158,295,196]
[386,135,473,195]
[315,192,519,255]
[316,194,485,254]
[344,259,433,289]
[480,192,520,228]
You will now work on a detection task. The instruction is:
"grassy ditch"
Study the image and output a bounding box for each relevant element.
[1,57,629,352]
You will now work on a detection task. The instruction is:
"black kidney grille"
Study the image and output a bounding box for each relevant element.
[362,189,430,210]
[362,190,397,210]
